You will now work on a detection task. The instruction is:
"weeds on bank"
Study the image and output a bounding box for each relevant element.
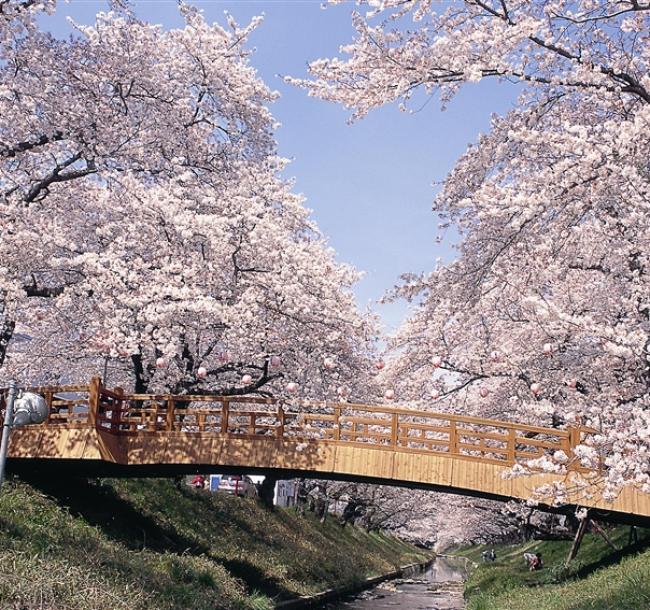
[457,527,650,610]
[0,478,426,610]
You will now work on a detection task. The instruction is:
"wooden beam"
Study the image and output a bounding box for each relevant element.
[566,514,589,566]
[590,520,618,551]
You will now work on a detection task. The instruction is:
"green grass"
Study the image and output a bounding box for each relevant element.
[0,477,428,610]
[452,526,650,610]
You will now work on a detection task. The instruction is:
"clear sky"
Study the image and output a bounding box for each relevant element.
[41,0,519,334]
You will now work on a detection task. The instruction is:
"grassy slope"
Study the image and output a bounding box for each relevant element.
[0,477,428,610]
[454,526,650,610]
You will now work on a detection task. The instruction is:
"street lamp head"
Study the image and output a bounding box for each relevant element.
[13,392,48,426]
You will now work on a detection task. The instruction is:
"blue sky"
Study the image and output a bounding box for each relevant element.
[41,1,519,333]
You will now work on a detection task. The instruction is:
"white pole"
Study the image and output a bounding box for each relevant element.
[0,379,17,490]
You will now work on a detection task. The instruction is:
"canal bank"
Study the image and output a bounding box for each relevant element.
[455,525,650,610]
[0,477,429,610]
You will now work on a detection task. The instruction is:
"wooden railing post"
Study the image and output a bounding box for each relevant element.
[560,432,573,467]
[249,413,256,435]
[221,400,229,434]
[569,425,581,449]
[507,428,516,463]
[333,405,341,441]
[277,404,285,440]
[449,420,457,455]
[166,397,175,431]
[113,387,124,432]
[44,389,53,425]
[88,376,101,428]
[391,413,398,447]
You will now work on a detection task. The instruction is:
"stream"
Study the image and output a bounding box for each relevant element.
[326,556,468,610]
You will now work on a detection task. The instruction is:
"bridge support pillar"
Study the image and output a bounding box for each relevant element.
[565,511,589,566]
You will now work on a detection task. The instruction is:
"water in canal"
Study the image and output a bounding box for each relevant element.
[327,556,467,609]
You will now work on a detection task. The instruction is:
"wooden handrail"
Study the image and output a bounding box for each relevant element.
[3,378,591,469]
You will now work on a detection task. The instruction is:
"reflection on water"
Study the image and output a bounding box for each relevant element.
[327,557,467,610]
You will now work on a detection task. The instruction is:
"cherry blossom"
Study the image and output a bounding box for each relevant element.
[296,0,650,499]
[0,3,382,407]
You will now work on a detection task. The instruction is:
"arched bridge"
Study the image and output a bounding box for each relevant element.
[2,377,649,526]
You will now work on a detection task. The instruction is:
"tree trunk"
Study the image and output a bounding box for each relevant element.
[0,318,15,369]
[257,476,276,510]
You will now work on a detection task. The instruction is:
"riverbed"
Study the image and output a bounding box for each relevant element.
[326,556,467,609]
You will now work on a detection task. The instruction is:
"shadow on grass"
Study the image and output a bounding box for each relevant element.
[22,475,208,555]
[220,557,294,601]
[573,534,650,580]
[0,515,27,539]
[21,475,298,602]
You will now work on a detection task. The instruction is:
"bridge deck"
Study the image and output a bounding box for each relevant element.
[3,378,649,525]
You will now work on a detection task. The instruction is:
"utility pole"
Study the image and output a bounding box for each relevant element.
[0,382,48,491]
[0,380,17,490]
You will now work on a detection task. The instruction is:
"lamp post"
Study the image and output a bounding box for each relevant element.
[0,380,48,490]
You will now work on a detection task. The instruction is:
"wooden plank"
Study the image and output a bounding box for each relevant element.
[302,414,337,422]
[340,431,392,442]
[457,429,509,442]
[398,435,449,448]
[339,416,392,426]
[27,384,90,393]
[400,423,452,435]
[127,394,275,405]
[457,442,508,455]
[229,409,278,417]
[515,436,564,449]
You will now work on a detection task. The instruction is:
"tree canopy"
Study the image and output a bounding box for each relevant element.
[295,0,650,499]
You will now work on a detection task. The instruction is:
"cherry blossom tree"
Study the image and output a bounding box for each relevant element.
[5,167,380,398]
[1,3,380,401]
[295,1,650,498]
[1,2,276,363]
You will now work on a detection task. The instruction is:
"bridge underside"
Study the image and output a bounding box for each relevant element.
[7,458,650,529]
[7,427,650,528]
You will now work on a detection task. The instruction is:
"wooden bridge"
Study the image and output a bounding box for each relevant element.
[2,377,649,526]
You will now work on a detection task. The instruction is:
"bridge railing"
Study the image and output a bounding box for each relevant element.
[286,401,582,467]
[1,378,590,469]
[0,382,94,427]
